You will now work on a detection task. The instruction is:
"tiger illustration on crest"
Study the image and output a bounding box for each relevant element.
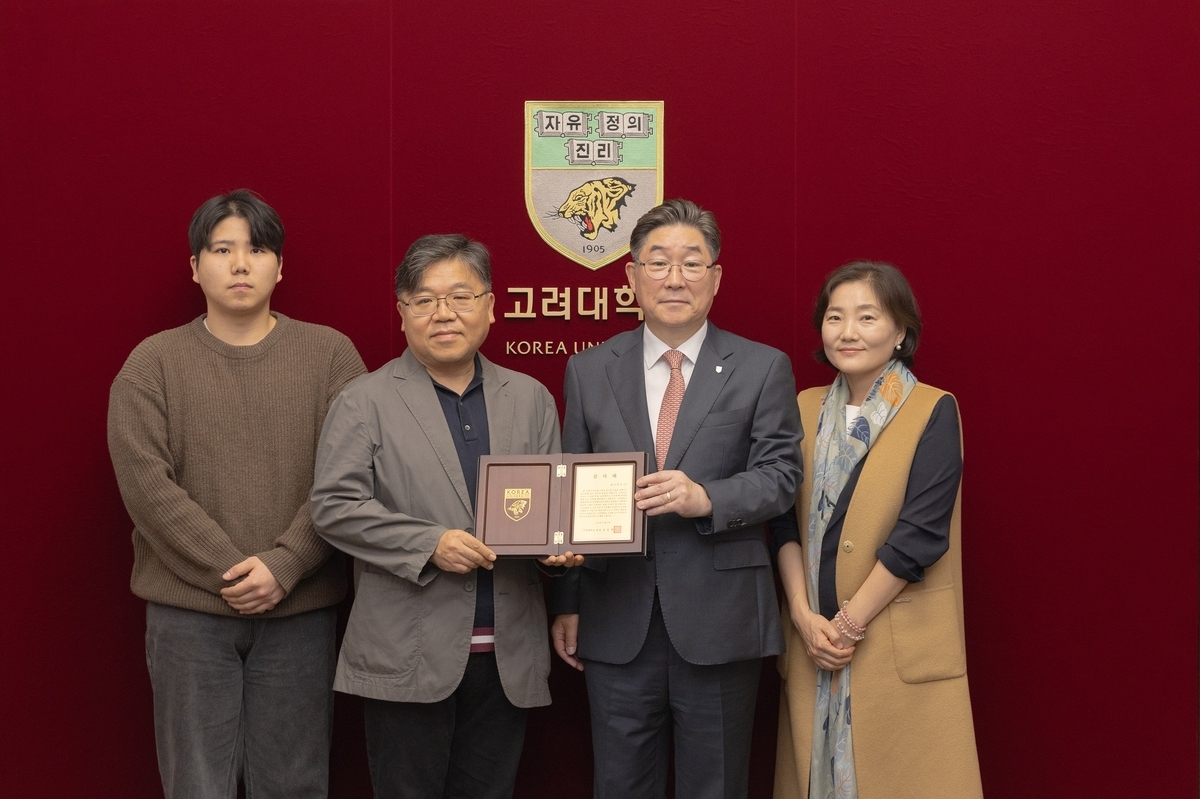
[505,498,530,522]
[554,177,636,241]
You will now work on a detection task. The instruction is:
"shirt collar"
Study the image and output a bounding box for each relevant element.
[642,323,707,370]
[432,355,484,396]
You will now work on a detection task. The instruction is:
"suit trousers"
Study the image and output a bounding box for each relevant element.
[582,593,762,799]
[144,603,336,799]
[363,652,528,799]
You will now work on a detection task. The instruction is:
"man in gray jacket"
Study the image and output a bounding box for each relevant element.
[311,234,578,799]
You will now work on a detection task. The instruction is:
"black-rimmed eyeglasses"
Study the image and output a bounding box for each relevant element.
[634,260,716,282]
[398,291,488,317]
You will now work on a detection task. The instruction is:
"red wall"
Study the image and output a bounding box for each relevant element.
[2,1,1196,796]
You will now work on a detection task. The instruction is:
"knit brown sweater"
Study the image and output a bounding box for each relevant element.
[108,313,366,617]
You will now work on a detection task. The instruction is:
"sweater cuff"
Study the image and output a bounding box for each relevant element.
[257,548,307,595]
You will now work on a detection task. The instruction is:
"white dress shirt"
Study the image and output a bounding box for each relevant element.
[846,404,861,432]
[643,324,708,444]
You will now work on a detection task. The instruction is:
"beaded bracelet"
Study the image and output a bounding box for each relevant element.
[838,603,867,635]
[835,607,866,641]
[832,613,863,642]
[832,614,852,641]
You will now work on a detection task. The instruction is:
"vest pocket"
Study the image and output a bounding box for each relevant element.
[887,584,966,683]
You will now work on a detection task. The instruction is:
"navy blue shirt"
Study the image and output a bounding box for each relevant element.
[769,394,962,619]
[431,357,493,629]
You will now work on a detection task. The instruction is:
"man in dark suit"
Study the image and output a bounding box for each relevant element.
[549,199,803,799]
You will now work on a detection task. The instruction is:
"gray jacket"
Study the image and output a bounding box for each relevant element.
[311,349,560,707]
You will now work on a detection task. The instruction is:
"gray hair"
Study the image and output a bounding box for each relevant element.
[628,198,721,262]
[394,234,492,298]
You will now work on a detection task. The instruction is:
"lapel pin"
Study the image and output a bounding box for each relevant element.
[715,366,723,373]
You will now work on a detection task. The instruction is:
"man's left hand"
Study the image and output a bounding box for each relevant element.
[635,470,712,518]
[220,556,285,615]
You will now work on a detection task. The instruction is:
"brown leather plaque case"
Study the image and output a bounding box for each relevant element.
[475,452,648,557]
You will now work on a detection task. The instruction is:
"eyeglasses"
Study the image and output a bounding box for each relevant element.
[634,260,715,282]
[398,291,488,317]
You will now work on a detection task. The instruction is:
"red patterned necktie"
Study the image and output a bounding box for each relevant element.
[655,349,685,471]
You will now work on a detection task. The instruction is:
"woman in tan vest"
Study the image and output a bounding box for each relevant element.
[772,261,983,799]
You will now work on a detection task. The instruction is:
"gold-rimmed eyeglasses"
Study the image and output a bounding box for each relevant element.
[398,291,488,317]
[634,259,716,282]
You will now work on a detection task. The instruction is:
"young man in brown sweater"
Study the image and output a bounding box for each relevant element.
[108,189,365,798]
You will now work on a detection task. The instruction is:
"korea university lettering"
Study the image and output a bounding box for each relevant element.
[501,284,643,356]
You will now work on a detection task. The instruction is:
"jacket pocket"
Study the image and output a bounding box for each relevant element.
[713,537,771,570]
[342,570,421,678]
[887,584,967,684]
[700,405,753,427]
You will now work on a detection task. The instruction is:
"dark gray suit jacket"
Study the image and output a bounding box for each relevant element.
[549,322,802,665]
[311,350,560,707]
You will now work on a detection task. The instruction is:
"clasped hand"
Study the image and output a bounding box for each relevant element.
[791,602,855,671]
[221,556,284,615]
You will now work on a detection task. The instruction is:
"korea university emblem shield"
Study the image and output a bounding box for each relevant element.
[525,101,664,270]
[504,488,532,522]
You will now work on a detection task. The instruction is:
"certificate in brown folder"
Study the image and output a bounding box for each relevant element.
[475,452,648,556]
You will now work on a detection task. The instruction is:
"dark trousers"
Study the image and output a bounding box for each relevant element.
[144,603,336,799]
[363,652,528,799]
[583,595,762,799]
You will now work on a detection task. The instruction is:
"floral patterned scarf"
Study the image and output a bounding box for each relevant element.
[806,360,916,799]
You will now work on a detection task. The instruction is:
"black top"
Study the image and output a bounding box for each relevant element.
[432,357,494,629]
[769,394,962,619]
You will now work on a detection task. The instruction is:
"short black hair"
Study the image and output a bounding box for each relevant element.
[188,189,284,258]
[812,260,923,368]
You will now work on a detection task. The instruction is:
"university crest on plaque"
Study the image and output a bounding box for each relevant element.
[525,101,664,270]
[504,488,532,522]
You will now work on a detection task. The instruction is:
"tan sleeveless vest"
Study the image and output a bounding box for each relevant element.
[774,384,983,799]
